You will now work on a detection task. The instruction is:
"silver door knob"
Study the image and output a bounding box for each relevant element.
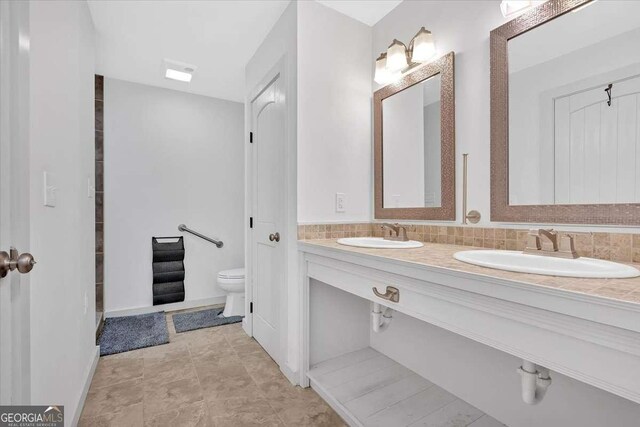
[269,232,280,242]
[0,247,36,278]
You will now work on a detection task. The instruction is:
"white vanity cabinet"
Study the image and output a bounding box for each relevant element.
[298,241,640,427]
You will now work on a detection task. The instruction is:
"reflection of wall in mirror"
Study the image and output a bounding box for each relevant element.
[552,70,640,205]
[508,2,640,206]
[383,83,425,208]
[424,101,441,207]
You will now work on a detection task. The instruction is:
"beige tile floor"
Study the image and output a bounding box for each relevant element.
[80,308,345,427]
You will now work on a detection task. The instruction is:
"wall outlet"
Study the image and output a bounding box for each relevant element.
[335,193,346,213]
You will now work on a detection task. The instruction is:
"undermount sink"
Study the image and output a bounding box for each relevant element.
[337,237,423,249]
[454,250,640,279]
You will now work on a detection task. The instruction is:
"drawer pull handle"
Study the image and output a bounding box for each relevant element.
[372,286,399,303]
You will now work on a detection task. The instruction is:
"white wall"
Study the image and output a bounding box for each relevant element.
[297,0,372,223]
[373,1,507,226]
[244,0,298,379]
[104,79,244,313]
[309,279,370,366]
[29,1,97,424]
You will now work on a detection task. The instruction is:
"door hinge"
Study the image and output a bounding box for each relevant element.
[249,217,253,228]
[250,302,253,313]
[249,131,253,143]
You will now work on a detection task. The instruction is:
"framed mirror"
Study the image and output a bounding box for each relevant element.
[374,51,455,220]
[491,0,640,224]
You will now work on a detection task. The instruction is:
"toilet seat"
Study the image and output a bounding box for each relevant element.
[218,268,245,280]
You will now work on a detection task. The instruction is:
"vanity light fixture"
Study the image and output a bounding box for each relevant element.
[375,27,437,85]
[164,59,196,83]
[500,0,532,18]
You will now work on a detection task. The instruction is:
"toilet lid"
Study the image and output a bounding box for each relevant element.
[218,268,245,279]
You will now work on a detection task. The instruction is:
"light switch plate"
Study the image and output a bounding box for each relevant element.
[43,171,57,207]
[335,193,346,213]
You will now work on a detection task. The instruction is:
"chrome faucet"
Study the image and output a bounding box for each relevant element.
[380,223,409,242]
[523,229,579,259]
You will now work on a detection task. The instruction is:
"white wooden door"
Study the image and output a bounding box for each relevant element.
[0,0,32,405]
[250,73,285,363]
[554,75,640,204]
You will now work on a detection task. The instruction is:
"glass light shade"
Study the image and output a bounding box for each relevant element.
[386,40,408,72]
[374,53,391,85]
[411,27,436,62]
[500,0,532,18]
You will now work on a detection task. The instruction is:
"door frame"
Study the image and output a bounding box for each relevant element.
[244,55,298,382]
[0,0,32,404]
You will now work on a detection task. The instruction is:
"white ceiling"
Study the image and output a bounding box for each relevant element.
[87,1,290,102]
[315,0,403,26]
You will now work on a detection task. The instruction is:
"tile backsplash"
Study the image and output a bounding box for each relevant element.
[298,223,640,263]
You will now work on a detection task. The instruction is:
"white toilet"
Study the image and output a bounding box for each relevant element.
[217,268,245,317]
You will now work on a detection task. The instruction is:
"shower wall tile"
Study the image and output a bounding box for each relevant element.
[96,222,104,253]
[95,192,104,223]
[95,131,103,161]
[95,100,103,131]
[95,75,104,101]
[95,75,104,317]
[96,161,104,192]
[96,254,104,283]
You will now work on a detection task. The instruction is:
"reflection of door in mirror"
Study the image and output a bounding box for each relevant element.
[508,0,640,206]
[382,74,441,208]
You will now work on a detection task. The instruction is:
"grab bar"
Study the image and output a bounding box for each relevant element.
[178,224,223,248]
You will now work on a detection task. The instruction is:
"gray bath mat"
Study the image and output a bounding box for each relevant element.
[172,307,243,333]
[98,311,169,356]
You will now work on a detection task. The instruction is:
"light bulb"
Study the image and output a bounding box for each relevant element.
[386,39,408,72]
[411,27,436,62]
[374,53,391,85]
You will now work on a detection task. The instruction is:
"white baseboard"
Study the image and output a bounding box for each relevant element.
[280,363,299,386]
[105,296,226,318]
[72,345,99,427]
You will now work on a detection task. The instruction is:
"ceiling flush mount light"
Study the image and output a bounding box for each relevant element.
[164,59,196,83]
[375,27,437,85]
[500,0,533,18]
